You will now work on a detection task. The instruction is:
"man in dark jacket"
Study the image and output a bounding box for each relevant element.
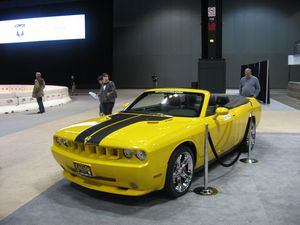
[98,73,117,115]
[32,71,46,113]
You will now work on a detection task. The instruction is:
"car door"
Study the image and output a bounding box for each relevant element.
[229,104,251,146]
[202,106,235,155]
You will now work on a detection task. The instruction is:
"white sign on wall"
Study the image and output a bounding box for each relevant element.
[288,54,300,65]
[0,14,85,44]
[208,7,216,17]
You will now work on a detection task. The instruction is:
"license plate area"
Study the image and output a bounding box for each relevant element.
[73,162,93,177]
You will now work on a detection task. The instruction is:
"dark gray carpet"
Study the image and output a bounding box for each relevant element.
[1,133,300,225]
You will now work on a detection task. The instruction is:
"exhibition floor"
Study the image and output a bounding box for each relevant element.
[0,89,299,225]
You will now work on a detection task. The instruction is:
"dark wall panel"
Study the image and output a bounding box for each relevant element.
[0,0,113,88]
[2,1,299,89]
[223,0,300,88]
[290,65,300,82]
[114,0,300,89]
[113,0,202,88]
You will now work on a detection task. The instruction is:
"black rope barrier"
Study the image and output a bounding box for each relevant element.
[207,117,251,167]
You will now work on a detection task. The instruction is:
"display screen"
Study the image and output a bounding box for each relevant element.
[0,14,85,44]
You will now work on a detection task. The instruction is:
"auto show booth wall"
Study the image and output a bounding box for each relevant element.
[113,0,300,89]
[113,0,202,89]
[0,0,113,89]
[1,0,299,90]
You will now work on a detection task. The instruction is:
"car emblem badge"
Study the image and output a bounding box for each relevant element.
[15,24,25,37]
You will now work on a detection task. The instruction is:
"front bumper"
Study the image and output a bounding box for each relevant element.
[51,145,165,196]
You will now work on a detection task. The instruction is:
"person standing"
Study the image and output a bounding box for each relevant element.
[98,73,117,115]
[97,74,104,115]
[32,71,46,113]
[239,68,261,98]
[70,75,76,96]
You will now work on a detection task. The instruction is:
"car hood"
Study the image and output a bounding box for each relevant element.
[55,113,196,149]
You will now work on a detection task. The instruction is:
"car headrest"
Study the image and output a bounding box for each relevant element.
[216,96,230,107]
[168,96,181,106]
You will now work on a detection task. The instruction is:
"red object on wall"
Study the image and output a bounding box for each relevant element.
[208,22,216,31]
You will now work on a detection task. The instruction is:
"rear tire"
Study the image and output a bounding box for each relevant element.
[240,119,256,153]
[164,146,194,198]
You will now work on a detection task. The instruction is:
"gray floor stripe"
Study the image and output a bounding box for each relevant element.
[0,95,98,137]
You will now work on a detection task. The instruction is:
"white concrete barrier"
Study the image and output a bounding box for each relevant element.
[288,81,300,99]
[0,85,72,114]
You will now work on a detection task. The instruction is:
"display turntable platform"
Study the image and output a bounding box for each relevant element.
[0,84,72,114]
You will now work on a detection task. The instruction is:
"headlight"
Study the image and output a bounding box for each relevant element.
[55,137,71,147]
[63,139,70,147]
[123,149,134,158]
[56,137,63,145]
[136,150,147,161]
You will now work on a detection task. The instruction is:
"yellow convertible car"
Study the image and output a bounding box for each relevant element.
[51,88,261,198]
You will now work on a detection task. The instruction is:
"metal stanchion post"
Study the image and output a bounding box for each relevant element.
[240,112,258,164]
[194,124,218,196]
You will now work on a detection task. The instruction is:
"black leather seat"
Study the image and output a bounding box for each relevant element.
[168,96,181,107]
[216,96,230,107]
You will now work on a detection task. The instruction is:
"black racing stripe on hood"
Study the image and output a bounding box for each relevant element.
[86,115,170,145]
[75,113,136,143]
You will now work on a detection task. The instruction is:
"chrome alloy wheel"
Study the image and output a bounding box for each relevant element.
[247,120,256,150]
[172,152,194,193]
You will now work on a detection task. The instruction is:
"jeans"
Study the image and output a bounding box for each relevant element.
[102,102,114,115]
[99,102,103,115]
[37,97,45,113]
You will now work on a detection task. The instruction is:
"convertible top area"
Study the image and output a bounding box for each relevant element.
[206,94,249,116]
[214,95,249,109]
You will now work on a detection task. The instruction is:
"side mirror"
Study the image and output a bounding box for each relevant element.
[215,107,229,115]
[122,102,129,109]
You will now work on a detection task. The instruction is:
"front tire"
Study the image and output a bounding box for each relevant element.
[240,118,256,152]
[164,146,194,198]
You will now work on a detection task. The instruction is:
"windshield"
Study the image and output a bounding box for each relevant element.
[123,91,204,117]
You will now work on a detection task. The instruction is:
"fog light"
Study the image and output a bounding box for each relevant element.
[136,150,147,161]
[63,139,70,147]
[130,182,138,189]
[123,149,134,158]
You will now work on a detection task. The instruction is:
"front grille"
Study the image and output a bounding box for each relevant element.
[64,142,121,160]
